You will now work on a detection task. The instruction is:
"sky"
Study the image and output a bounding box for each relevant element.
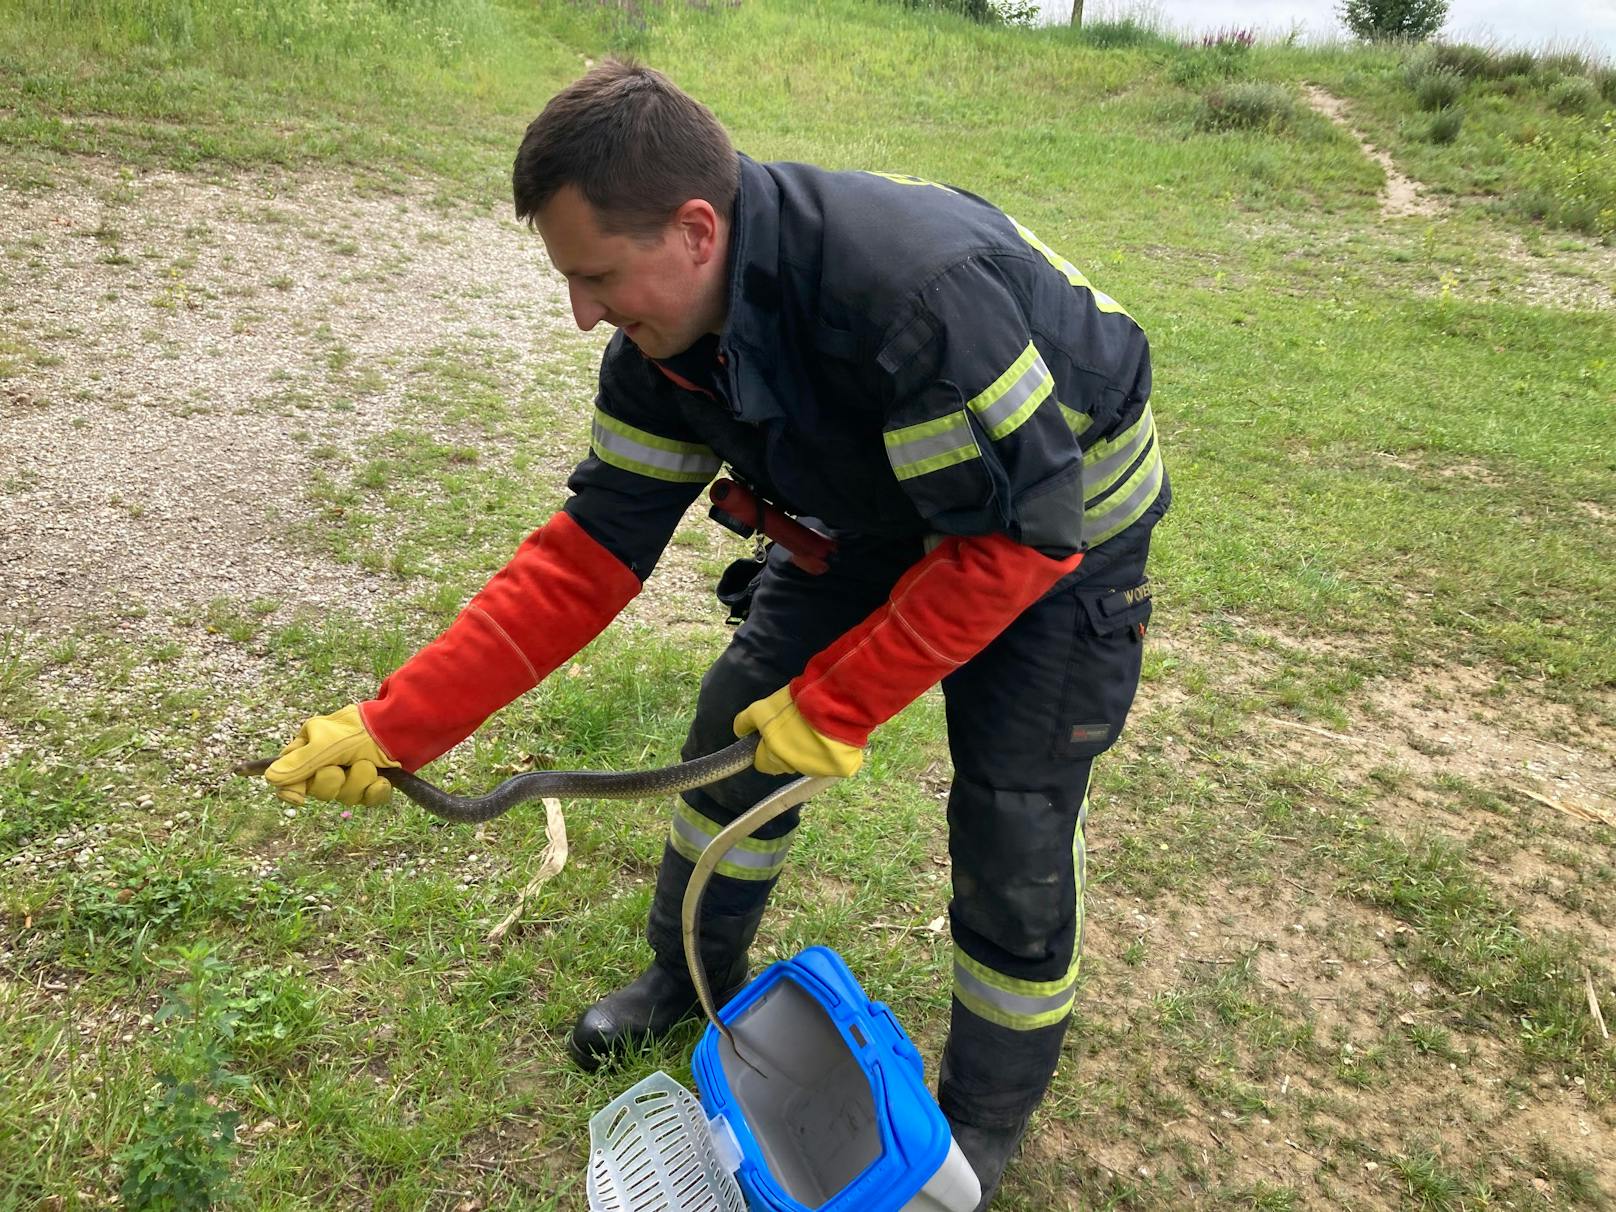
[1035,0,1616,57]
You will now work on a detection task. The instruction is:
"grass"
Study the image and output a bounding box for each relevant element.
[1285,38,1616,239]
[1,0,1614,1209]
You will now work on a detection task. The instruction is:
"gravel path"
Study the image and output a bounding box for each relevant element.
[0,168,584,638]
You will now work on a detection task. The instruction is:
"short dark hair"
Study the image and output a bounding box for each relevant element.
[512,59,739,239]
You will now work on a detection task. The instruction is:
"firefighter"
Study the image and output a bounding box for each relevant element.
[262,60,1168,1208]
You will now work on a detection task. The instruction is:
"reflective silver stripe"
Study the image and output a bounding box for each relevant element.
[968,344,1052,441]
[1084,438,1164,548]
[591,412,721,484]
[668,804,794,881]
[1074,795,1088,961]
[953,959,1078,1025]
[952,777,1090,1032]
[884,411,980,481]
[1082,404,1154,497]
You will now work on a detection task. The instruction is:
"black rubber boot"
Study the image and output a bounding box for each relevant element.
[569,846,769,1073]
[937,1002,1071,1210]
[567,952,750,1073]
[946,1113,1034,1212]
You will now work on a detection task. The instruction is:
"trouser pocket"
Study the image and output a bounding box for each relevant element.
[1056,576,1152,759]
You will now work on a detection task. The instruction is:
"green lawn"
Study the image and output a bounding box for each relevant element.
[1,2,1613,1209]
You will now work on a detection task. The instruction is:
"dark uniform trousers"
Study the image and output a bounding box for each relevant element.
[646,519,1155,1126]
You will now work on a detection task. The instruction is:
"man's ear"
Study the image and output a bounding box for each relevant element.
[675,198,721,264]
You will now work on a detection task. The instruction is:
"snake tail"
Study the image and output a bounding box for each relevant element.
[679,775,835,1075]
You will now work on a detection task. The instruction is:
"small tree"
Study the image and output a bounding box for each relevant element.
[1339,0,1449,41]
[1070,0,1084,28]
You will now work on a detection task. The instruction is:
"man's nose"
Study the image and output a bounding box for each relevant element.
[569,281,606,331]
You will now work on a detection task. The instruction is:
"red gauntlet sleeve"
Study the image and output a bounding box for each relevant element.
[359,512,641,770]
[789,534,1081,748]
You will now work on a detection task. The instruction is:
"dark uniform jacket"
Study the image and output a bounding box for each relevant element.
[564,154,1168,582]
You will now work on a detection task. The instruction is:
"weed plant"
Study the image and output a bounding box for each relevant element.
[116,944,249,1211]
[1421,41,1499,79]
[1515,115,1616,236]
[1170,36,1254,88]
[1425,107,1464,143]
[1536,51,1595,80]
[1413,67,1465,110]
[1195,82,1299,133]
[1492,48,1540,77]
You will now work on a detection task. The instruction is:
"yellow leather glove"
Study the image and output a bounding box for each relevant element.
[733,686,863,778]
[263,704,398,808]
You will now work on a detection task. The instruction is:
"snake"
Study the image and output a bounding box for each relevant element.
[235,734,764,824]
[236,734,838,1072]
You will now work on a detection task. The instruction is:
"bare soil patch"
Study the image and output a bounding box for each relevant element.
[1258,664,1615,835]
[1060,850,1616,1207]
[1302,84,1443,222]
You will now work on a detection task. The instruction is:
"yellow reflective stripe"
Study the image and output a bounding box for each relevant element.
[1048,404,1165,548]
[954,952,1081,1032]
[1084,431,1164,548]
[863,171,957,194]
[1059,400,1093,439]
[1009,217,1133,319]
[884,411,981,481]
[967,342,1053,441]
[669,802,795,882]
[591,411,721,484]
[1083,403,1154,500]
[953,794,1089,1032]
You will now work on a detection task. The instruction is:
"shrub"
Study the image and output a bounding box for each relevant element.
[1597,67,1616,105]
[1494,72,1534,97]
[1195,82,1298,133]
[1402,49,1438,89]
[989,0,1040,24]
[900,0,1035,24]
[1415,68,1465,110]
[1426,108,1464,143]
[1340,0,1450,42]
[1548,75,1600,116]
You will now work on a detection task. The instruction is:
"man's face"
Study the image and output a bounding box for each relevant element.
[535,185,726,360]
